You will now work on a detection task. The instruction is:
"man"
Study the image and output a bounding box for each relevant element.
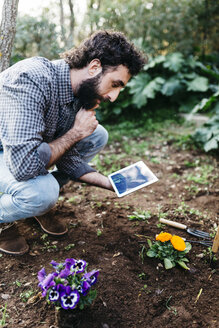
[0,30,146,255]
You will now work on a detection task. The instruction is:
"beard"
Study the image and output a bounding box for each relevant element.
[75,73,103,110]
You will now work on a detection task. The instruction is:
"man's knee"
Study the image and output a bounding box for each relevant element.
[96,125,109,148]
[15,174,60,216]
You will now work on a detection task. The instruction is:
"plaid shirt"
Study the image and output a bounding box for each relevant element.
[0,57,95,181]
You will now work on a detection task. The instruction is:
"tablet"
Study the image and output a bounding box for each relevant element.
[108,161,158,197]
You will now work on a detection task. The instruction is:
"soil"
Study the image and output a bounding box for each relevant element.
[0,128,218,328]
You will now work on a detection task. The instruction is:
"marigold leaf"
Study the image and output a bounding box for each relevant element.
[147,239,152,248]
[147,250,156,258]
[185,242,192,253]
[177,260,190,270]
[164,258,174,269]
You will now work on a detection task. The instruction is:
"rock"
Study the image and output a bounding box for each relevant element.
[101,324,110,328]
[1,293,10,300]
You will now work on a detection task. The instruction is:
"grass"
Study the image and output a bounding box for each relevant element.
[0,304,8,327]
[92,119,211,176]
[185,164,217,185]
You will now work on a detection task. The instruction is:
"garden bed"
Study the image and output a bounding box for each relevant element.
[0,128,218,328]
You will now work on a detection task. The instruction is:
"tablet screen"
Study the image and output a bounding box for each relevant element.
[108,161,158,197]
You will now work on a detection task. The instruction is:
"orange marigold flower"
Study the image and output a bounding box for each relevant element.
[170,235,186,251]
[156,232,173,242]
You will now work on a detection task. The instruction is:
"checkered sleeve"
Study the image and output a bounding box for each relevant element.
[56,147,96,180]
[0,71,51,181]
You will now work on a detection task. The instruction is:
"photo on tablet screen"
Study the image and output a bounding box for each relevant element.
[108,161,158,197]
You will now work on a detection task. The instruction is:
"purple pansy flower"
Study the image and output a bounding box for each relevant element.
[71,260,87,274]
[65,258,87,274]
[38,268,46,282]
[65,258,76,270]
[59,285,80,310]
[77,280,91,296]
[58,267,70,279]
[48,287,60,302]
[83,270,99,285]
[50,260,65,272]
[38,271,57,296]
[38,259,99,309]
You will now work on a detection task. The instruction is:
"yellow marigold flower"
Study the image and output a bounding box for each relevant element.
[156,232,173,242]
[170,235,186,251]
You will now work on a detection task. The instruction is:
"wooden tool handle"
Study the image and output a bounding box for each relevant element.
[159,218,187,230]
[212,226,219,253]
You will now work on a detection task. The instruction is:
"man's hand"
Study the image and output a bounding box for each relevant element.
[79,171,114,191]
[47,108,98,168]
[69,108,98,140]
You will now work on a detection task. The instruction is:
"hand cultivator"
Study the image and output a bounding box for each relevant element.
[159,218,211,239]
[182,239,213,247]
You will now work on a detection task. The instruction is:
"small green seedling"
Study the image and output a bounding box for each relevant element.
[97,229,102,237]
[166,296,177,316]
[64,243,75,251]
[128,209,151,222]
[138,272,147,280]
[14,280,22,287]
[20,290,35,303]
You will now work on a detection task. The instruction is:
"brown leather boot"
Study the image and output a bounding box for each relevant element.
[34,213,68,236]
[0,223,29,255]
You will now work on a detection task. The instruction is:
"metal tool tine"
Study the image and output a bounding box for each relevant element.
[186,239,213,246]
[187,228,211,239]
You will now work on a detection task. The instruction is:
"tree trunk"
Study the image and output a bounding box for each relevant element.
[0,0,19,72]
[67,0,74,48]
[59,0,67,46]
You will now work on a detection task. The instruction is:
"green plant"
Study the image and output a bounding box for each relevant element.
[139,245,147,264]
[156,222,166,229]
[96,51,218,127]
[0,304,8,327]
[138,272,147,280]
[192,90,219,152]
[147,232,192,270]
[20,290,35,303]
[96,229,102,237]
[202,247,217,263]
[184,184,200,196]
[64,244,75,251]
[14,280,22,287]
[183,160,197,168]
[128,209,151,222]
[166,296,177,316]
[67,196,81,204]
[41,233,57,251]
[185,164,217,185]
[173,201,189,215]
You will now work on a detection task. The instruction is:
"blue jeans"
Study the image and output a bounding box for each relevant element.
[0,125,108,223]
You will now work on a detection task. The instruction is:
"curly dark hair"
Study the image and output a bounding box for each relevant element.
[60,30,147,76]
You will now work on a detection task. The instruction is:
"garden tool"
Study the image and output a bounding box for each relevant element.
[212,226,219,253]
[182,238,213,247]
[138,239,212,247]
[159,218,211,239]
